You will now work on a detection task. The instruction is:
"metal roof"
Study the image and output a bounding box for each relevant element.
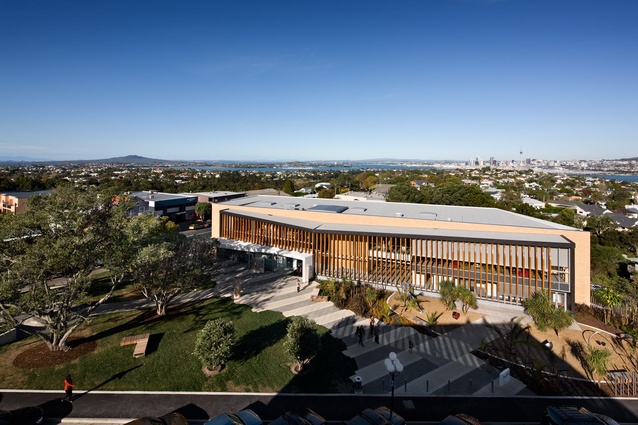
[220,195,579,232]
[223,210,572,247]
[1,189,54,198]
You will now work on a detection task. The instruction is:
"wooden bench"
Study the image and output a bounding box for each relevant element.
[120,333,150,358]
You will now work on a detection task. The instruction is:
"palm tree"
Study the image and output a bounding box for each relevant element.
[524,290,574,335]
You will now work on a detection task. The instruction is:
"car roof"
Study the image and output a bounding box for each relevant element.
[545,406,604,424]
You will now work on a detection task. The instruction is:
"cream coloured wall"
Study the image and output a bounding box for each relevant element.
[212,203,591,305]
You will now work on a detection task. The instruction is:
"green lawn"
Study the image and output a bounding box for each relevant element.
[0,297,357,393]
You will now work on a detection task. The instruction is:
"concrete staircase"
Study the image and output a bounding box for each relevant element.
[217,265,531,396]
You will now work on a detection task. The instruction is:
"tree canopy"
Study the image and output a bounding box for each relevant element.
[0,186,135,351]
[127,214,219,315]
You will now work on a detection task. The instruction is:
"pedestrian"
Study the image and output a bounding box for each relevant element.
[374,325,380,344]
[357,326,364,347]
[297,279,301,293]
[409,339,414,353]
[369,315,375,337]
[63,374,75,402]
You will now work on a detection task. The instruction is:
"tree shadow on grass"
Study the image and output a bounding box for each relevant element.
[77,298,245,346]
[232,318,289,363]
[280,331,357,394]
[183,297,251,335]
[146,333,164,355]
[73,364,144,400]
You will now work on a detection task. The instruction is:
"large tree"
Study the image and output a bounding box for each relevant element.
[385,183,424,204]
[195,202,212,220]
[0,186,133,351]
[585,214,618,237]
[128,214,219,315]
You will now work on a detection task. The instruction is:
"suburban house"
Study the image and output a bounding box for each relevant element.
[0,190,54,215]
[522,197,545,209]
[211,195,591,311]
[572,202,608,218]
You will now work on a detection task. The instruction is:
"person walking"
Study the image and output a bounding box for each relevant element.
[63,374,75,402]
[369,315,375,337]
[409,339,414,353]
[374,325,380,344]
[357,325,364,347]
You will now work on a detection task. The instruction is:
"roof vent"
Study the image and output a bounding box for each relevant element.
[419,211,437,220]
[395,212,404,217]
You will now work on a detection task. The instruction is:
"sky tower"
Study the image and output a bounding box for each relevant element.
[519,147,523,167]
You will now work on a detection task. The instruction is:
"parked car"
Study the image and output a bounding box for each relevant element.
[124,412,188,425]
[189,222,205,230]
[0,406,44,425]
[270,409,326,425]
[204,409,262,425]
[344,407,405,425]
[440,413,482,425]
[541,406,620,425]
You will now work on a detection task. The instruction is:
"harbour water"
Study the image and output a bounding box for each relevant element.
[197,163,435,172]
[587,174,638,183]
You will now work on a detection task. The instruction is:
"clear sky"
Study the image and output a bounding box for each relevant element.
[1,0,636,162]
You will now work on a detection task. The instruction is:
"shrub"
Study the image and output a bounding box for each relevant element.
[439,280,457,310]
[346,290,370,317]
[524,290,574,334]
[193,319,236,371]
[456,286,478,314]
[284,316,321,368]
[586,345,611,379]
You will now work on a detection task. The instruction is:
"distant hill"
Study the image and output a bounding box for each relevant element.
[0,155,175,166]
[77,155,172,165]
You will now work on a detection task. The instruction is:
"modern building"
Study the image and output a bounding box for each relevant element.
[0,190,54,214]
[211,196,591,310]
[187,191,245,204]
[129,191,198,221]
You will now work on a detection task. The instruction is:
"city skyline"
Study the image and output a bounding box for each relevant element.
[1,0,636,162]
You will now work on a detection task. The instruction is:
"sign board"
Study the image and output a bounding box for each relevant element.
[499,368,510,386]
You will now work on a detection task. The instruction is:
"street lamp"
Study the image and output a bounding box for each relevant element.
[384,352,403,421]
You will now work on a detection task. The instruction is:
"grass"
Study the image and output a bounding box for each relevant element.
[0,296,357,393]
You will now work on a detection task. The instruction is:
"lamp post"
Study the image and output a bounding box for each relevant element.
[384,351,403,421]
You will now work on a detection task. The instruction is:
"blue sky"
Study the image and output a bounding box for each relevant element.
[1,0,636,162]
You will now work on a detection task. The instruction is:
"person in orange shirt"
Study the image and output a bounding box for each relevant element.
[63,374,75,402]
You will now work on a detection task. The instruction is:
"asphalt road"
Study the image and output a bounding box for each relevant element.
[1,391,638,425]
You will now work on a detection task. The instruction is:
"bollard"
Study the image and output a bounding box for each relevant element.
[448,380,451,392]
[426,380,429,393]
[469,379,472,390]
[353,375,363,394]
[382,378,385,392]
[491,380,494,393]
[404,379,407,392]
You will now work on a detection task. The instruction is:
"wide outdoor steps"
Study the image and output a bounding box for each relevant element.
[224,270,529,396]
